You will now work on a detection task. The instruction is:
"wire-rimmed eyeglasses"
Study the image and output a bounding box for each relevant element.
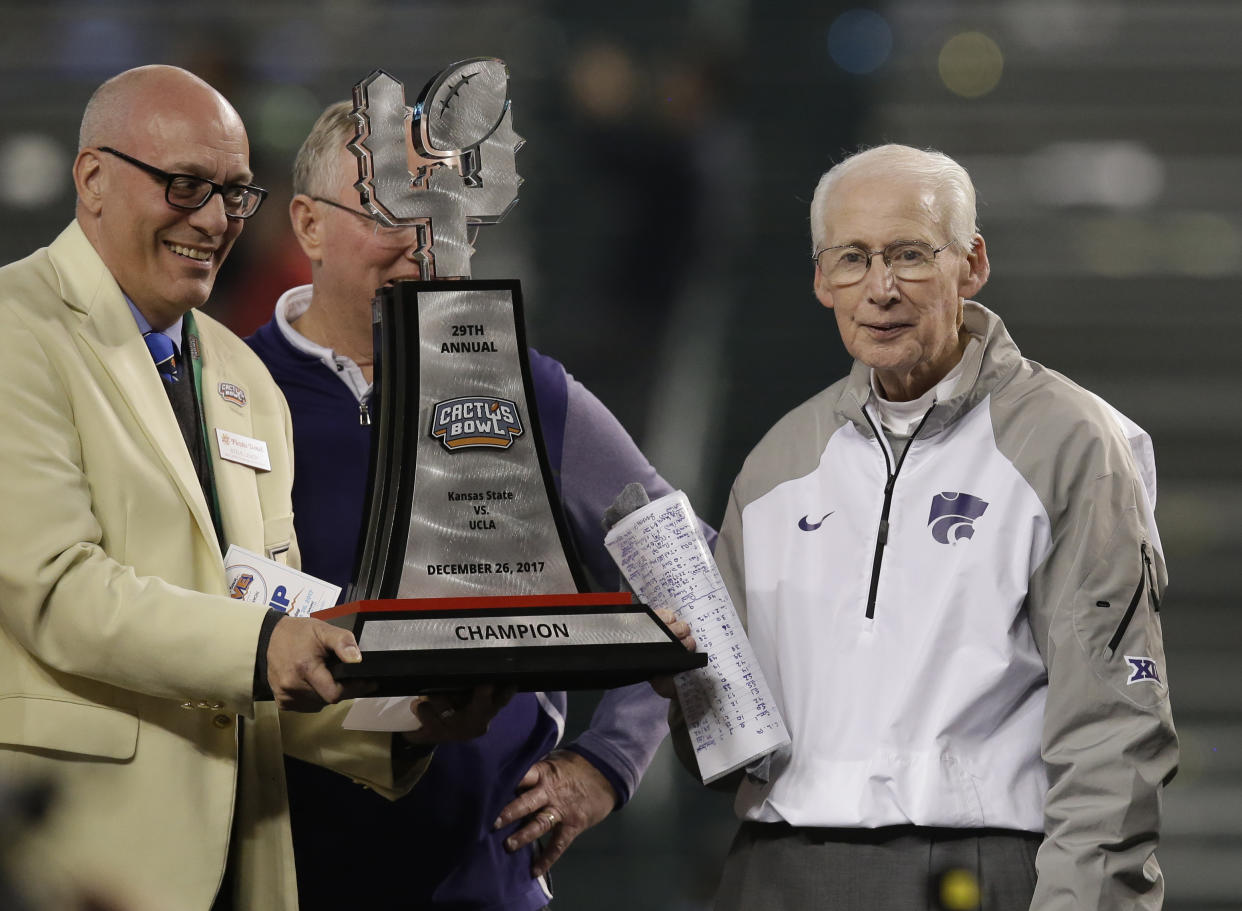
[813,239,955,286]
[310,196,421,248]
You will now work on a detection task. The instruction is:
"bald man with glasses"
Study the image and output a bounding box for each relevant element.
[0,66,504,911]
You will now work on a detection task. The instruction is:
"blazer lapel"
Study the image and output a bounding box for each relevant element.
[196,320,266,550]
[50,224,222,562]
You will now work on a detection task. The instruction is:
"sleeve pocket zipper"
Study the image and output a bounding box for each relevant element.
[1107,546,1149,655]
[1141,541,1161,613]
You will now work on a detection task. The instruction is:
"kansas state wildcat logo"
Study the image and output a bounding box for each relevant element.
[430,396,524,450]
[928,491,989,544]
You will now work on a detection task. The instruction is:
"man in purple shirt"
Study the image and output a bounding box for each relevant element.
[247,101,711,910]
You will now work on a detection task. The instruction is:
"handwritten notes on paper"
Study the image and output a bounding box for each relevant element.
[604,491,788,783]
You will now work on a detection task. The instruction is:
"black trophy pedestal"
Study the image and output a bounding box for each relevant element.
[322,592,706,695]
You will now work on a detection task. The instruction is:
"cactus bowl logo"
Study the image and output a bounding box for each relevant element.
[928,491,989,544]
[217,382,247,407]
[431,396,524,450]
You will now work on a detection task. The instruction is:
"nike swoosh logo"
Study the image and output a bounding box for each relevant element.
[798,512,834,532]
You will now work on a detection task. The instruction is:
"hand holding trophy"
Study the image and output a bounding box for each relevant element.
[323,60,707,695]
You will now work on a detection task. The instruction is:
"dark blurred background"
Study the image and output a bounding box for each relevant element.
[1,1,1238,908]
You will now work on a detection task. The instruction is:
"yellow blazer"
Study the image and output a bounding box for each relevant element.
[0,222,422,911]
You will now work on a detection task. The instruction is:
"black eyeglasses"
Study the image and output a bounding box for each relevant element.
[98,146,268,219]
[310,196,420,247]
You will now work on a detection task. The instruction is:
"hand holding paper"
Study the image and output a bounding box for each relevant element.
[603,491,789,783]
[650,606,695,698]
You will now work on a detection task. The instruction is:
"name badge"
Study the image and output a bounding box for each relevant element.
[215,428,271,472]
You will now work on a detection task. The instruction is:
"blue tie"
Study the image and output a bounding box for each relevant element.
[143,330,179,384]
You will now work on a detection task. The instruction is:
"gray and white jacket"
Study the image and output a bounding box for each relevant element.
[710,302,1175,910]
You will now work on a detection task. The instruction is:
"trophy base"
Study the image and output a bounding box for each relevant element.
[320,593,707,694]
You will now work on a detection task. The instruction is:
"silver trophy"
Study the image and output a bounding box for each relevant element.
[350,62,521,280]
[330,60,705,693]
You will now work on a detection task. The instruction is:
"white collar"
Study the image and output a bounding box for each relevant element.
[273,284,371,401]
[868,338,977,436]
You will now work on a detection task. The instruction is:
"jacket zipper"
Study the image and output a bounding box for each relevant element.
[1107,550,1147,655]
[861,404,936,620]
[1141,541,1161,612]
[359,396,372,427]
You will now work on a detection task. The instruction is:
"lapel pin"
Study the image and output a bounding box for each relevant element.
[217,382,247,407]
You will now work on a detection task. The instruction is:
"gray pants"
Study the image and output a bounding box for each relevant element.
[714,822,1041,911]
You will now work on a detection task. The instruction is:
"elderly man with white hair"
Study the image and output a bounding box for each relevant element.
[672,144,1176,910]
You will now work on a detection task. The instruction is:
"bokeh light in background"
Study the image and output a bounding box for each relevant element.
[568,42,638,122]
[1167,212,1242,278]
[1001,0,1124,52]
[251,83,324,156]
[1081,211,1242,278]
[1023,141,1165,210]
[0,135,70,208]
[827,9,892,75]
[938,30,1003,98]
[1078,214,1163,277]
